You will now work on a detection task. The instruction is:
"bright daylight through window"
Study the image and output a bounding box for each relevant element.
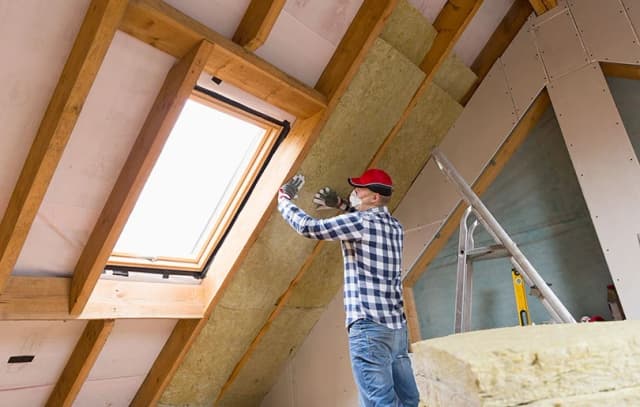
[108,95,281,272]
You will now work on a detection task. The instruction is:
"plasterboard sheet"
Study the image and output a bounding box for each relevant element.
[548,63,640,319]
[624,0,640,37]
[14,31,175,276]
[163,0,250,38]
[255,9,337,87]
[403,220,443,276]
[0,321,86,388]
[0,386,52,407]
[75,375,147,407]
[569,0,640,64]
[284,0,363,46]
[438,61,517,185]
[394,159,460,231]
[532,5,589,81]
[0,0,90,218]
[501,18,547,116]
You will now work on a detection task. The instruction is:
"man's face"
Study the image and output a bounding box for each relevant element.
[353,187,379,211]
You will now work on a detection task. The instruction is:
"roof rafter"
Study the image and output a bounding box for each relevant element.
[69,40,214,315]
[131,2,398,405]
[45,319,115,407]
[215,0,483,401]
[233,0,286,51]
[0,0,127,293]
[120,0,326,118]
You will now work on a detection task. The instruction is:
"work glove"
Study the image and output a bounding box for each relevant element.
[279,174,305,200]
[313,187,349,211]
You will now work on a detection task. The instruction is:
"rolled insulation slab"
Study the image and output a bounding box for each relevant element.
[412,321,640,406]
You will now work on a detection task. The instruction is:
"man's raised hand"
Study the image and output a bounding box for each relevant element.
[313,187,349,211]
[279,174,305,200]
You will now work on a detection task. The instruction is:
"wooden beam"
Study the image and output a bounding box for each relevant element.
[120,0,326,118]
[45,319,115,407]
[233,0,285,51]
[404,286,422,344]
[70,41,213,315]
[0,276,204,319]
[601,62,640,81]
[0,0,127,293]
[315,0,399,102]
[131,2,398,405]
[529,0,557,16]
[461,0,534,105]
[405,89,551,287]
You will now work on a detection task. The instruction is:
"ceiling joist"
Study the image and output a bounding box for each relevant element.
[45,319,115,407]
[215,0,483,401]
[0,276,204,320]
[120,0,326,118]
[233,0,285,51]
[0,0,127,293]
[131,2,399,405]
[70,40,213,315]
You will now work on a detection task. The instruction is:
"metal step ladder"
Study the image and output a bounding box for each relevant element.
[431,148,576,333]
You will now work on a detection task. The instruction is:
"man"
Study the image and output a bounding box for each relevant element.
[277,168,420,407]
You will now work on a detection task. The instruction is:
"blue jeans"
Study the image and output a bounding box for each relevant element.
[348,319,420,407]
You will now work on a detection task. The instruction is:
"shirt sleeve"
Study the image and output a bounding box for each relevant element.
[277,197,363,241]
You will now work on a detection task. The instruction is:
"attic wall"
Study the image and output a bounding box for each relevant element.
[158,1,475,405]
[414,105,613,339]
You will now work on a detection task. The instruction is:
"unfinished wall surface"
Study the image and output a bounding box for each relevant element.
[414,106,613,339]
[412,320,640,406]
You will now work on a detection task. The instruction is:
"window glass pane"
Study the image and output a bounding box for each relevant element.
[113,99,265,260]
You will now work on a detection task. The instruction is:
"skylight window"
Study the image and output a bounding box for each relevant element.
[108,94,282,272]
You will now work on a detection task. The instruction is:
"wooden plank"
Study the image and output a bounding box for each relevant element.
[233,0,285,51]
[374,0,483,171]
[315,0,399,102]
[45,319,115,407]
[601,62,640,80]
[120,0,326,118]
[529,0,557,15]
[405,90,551,287]
[0,276,204,320]
[131,2,397,404]
[461,0,534,105]
[130,319,202,407]
[404,286,422,344]
[0,0,127,293]
[70,41,213,315]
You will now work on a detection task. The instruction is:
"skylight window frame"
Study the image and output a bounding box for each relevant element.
[107,91,283,273]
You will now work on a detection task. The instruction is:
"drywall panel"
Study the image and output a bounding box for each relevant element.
[255,8,336,87]
[501,18,547,116]
[438,61,517,185]
[0,0,90,217]
[14,31,175,276]
[283,0,363,46]
[163,0,250,38]
[75,375,147,407]
[624,0,640,36]
[532,5,589,81]
[0,321,86,388]
[403,221,443,276]
[0,385,53,407]
[548,62,640,319]
[262,291,358,407]
[569,0,640,64]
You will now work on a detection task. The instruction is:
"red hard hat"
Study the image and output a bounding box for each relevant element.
[348,168,393,196]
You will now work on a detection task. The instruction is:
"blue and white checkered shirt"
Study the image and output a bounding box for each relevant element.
[278,197,406,329]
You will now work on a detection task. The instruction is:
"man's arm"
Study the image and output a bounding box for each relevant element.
[278,198,363,241]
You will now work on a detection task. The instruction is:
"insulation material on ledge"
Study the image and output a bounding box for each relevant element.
[433,54,478,103]
[412,321,640,407]
[159,38,425,406]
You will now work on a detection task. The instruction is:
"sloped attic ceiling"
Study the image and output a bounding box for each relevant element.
[0,0,527,405]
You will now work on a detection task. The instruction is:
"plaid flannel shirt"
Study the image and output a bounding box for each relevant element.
[278,197,406,329]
